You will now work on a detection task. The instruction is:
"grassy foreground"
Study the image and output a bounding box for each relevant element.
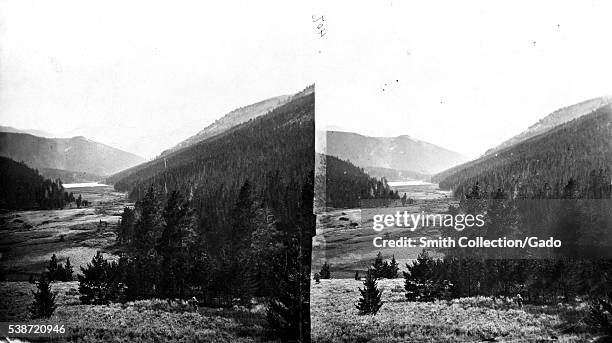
[311,278,598,343]
[0,281,277,342]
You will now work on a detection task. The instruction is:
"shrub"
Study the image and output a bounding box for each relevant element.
[320,262,331,279]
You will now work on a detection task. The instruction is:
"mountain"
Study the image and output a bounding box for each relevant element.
[159,90,309,156]
[433,104,612,199]
[107,85,315,197]
[0,132,145,176]
[324,131,468,176]
[0,125,57,138]
[485,96,612,155]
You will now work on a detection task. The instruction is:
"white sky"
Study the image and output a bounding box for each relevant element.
[0,0,316,158]
[315,0,612,158]
[2,1,612,160]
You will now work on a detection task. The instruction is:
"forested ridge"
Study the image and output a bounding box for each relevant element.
[0,157,73,210]
[434,106,612,199]
[318,154,400,209]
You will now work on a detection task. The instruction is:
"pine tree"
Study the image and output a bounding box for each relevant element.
[319,262,331,279]
[404,251,440,302]
[356,269,383,315]
[62,258,74,281]
[78,252,122,305]
[267,236,310,342]
[388,255,399,279]
[372,251,384,278]
[158,190,195,299]
[354,271,360,280]
[313,273,320,284]
[30,276,56,319]
[47,254,59,281]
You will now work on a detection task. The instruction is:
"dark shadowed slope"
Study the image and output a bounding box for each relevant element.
[325,131,468,176]
[0,133,145,176]
[485,96,612,155]
[433,105,612,198]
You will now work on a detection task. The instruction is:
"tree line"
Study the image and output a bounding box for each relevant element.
[318,154,401,209]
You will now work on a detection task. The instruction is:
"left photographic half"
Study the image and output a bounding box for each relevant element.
[0,2,315,342]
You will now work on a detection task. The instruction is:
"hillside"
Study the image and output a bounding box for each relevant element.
[159,92,303,156]
[0,133,145,176]
[317,154,399,209]
[0,125,57,138]
[485,96,612,155]
[433,105,612,198]
[108,86,315,206]
[325,131,468,176]
[0,157,67,210]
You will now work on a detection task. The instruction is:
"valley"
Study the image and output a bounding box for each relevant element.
[0,185,129,281]
[312,182,455,278]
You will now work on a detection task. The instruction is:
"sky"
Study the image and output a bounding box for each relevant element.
[315,0,612,158]
[0,0,316,159]
[2,2,612,160]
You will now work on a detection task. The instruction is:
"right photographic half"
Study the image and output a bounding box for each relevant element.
[313,1,612,342]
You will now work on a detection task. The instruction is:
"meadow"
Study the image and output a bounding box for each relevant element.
[311,278,597,343]
[0,281,276,342]
[0,185,128,281]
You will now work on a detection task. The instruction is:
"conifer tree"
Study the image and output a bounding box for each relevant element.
[354,271,360,280]
[356,269,383,315]
[388,255,399,279]
[372,251,384,278]
[30,276,56,319]
[158,190,195,299]
[78,252,122,305]
[62,258,74,281]
[47,254,59,281]
[319,262,331,279]
[404,251,440,302]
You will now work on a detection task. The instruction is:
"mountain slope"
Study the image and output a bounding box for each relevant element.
[0,125,57,138]
[317,154,399,209]
[433,104,612,198]
[107,86,315,200]
[485,96,612,155]
[0,133,145,176]
[159,93,302,156]
[325,131,468,176]
[0,157,68,210]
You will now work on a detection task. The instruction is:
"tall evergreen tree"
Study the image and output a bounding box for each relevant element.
[47,254,59,281]
[356,269,383,315]
[158,190,196,299]
[319,262,331,279]
[78,252,122,305]
[30,276,56,319]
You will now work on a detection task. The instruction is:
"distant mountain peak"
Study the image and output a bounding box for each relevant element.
[0,132,145,176]
[325,131,468,176]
